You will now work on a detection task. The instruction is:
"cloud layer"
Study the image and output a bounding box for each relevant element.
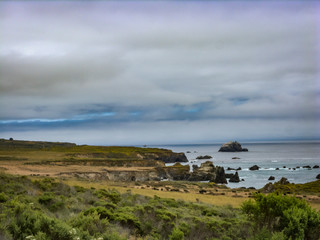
[1,1,319,145]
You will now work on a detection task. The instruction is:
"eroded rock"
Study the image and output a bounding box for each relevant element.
[249,165,260,171]
[229,172,240,183]
[218,141,248,152]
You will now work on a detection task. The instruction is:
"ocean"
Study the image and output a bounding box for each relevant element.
[152,142,320,189]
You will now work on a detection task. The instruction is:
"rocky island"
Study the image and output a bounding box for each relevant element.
[218,141,248,152]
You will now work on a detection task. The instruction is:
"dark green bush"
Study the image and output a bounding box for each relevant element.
[242,193,320,239]
[94,189,121,204]
[38,192,54,205]
[0,192,8,203]
[69,210,109,236]
[84,206,114,220]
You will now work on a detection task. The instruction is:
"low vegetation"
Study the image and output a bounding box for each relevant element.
[0,138,178,165]
[0,173,319,240]
[263,179,320,196]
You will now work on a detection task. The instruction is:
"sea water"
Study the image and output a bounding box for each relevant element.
[153,142,320,189]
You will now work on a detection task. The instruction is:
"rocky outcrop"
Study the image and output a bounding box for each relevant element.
[262,177,290,193]
[71,161,228,184]
[268,176,275,180]
[153,152,188,163]
[225,173,234,178]
[316,174,320,180]
[218,141,248,152]
[278,177,290,185]
[57,161,228,184]
[262,182,275,193]
[249,165,260,171]
[165,161,227,184]
[229,172,240,183]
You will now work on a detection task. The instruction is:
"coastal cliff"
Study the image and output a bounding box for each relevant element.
[0,139,227,184]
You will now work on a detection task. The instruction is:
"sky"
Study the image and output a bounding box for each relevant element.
[0,1,319,145]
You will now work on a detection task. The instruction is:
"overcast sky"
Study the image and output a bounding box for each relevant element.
[0,1,319,145]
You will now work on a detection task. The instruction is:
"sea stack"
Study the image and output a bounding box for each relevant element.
[218,141,248,152]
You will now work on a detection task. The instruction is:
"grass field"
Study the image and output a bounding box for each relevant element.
[63,179,248,208]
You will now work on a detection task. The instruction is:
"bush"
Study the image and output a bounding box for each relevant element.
[94,189,121,204]
[69,210,109,236]
[0,192,8,203]
[38,192,54,205]
[84,207,114,220]
[169,228,184,240]
[241,193,320,239]
[38,192,65,212]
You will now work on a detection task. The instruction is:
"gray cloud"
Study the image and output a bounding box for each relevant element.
[0,1,319,144]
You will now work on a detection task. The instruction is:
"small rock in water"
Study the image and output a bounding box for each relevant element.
[249,165,260,171]
[316,174,320,180]
[313,165,319,169]
[293,168,296,170]
[296,166,300,168]
[283,166,286,168]
[303,165,311,168]
[268,176,275,181]
[232,157,241,159]
[275,168,280,170]
[196,155,212,160]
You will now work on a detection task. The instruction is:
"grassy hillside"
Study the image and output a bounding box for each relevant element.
[0,139,175,163]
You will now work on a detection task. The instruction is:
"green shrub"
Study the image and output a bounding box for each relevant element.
[169,227,184,240]
[0,192,8,203]
[84,207,114,220]
[74,185,86,193]
[38,192,65,212]
[38,193,54,205]
[69,211,109,236]
[242,193,320,239]
[155,209,177,222]
[114,211,142,234]
[94,189,121,204]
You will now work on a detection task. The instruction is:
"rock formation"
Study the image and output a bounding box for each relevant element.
[196,155,212,160]
[84,161,228,184]
[152,152,188,163]
[268,176,275,180]
[218,141,248,152]
[316,174,320,180]
[188,161,227,184]
[278,177,290,185]
[229,172,240,183]
[249,165,260,171]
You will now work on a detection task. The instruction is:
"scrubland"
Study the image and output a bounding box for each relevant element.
[1,139,320,239]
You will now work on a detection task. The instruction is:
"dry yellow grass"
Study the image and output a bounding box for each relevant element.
[62,179,320,210]
[63,179,249,208]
